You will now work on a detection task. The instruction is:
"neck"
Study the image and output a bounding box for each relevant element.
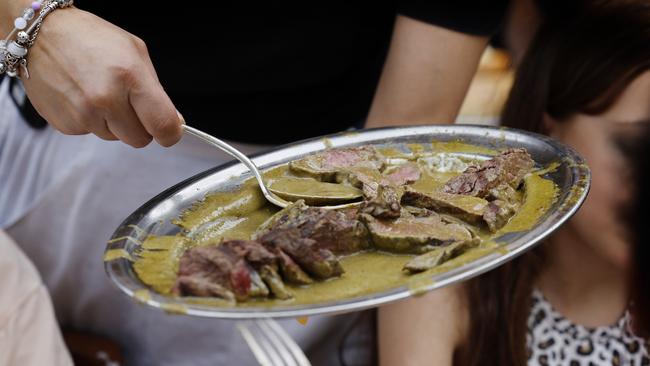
[537,224,629,328]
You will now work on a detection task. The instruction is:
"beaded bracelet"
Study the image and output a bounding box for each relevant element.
[0,1,43,76]
[0,0,73,78]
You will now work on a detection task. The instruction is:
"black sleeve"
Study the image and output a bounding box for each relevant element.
[397,0,510,36]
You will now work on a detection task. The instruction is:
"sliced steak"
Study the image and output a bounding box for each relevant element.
[260,201,371,254]
[258,265,292,300]
[346,163,422,219]
[359,181,403,219]
[268,246,313,285]
[343,167,402,219]
[360,212,474,254]
[174,242,271,301]
[226,239,277,265]
[402,186,521,232]
[403,238,481,273]
[289,146,385,181]
[402,188,488,224]
[444,148,534,198]
[259,229,344,279]
[174,275,236,301]
[224,240,293,299]
[384,163,422,186]
[482,184,522,232]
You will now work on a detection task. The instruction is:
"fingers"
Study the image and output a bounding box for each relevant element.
[91,120,119,141]
[80,56,178,148]
[22,19,181,148]
[105,98,153,148]
[176,110,186,124]
[134,38,161,84]
[128,74,182,147]
[122,40,181,147]
[30,93,119,141]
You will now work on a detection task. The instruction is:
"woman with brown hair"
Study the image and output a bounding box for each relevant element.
[379,2,650,365]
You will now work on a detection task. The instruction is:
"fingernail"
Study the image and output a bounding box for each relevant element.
[176,110,186,125]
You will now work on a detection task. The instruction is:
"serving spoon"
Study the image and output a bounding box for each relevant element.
[182,125,362,210]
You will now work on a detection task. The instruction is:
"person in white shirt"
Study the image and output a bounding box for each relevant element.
[0,229,72,366]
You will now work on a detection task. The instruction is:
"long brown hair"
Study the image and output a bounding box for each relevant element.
[617,123,650,339]
[631,130,650,338]
[458,3,650,365]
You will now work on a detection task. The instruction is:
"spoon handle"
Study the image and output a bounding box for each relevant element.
[182,125,288,207]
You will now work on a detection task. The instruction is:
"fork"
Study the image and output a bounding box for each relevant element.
[182,124,361,210]
[236,319,312,366]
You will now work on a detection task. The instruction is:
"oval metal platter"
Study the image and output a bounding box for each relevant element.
[104,125,590,319]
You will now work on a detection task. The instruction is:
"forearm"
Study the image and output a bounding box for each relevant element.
[366,15,488,128]
[378,285,466,366]
[0,0,31,34]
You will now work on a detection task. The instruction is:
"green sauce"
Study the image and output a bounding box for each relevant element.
[104,249,133,262]
[131,144,559,306]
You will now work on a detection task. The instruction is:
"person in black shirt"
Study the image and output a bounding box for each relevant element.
[0,1,509,365]
[1,1,507,145]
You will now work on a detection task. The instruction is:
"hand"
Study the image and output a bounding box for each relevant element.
[20,7,182,147]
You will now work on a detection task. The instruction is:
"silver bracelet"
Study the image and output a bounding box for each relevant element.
[0,0,73,78]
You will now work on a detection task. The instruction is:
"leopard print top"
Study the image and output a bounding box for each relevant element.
[527,289,649,366]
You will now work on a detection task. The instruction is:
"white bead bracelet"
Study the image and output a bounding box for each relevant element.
[0,0,73,78]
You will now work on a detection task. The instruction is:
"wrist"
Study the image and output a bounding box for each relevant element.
[2,0,73,77]
[1,0,32,33]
